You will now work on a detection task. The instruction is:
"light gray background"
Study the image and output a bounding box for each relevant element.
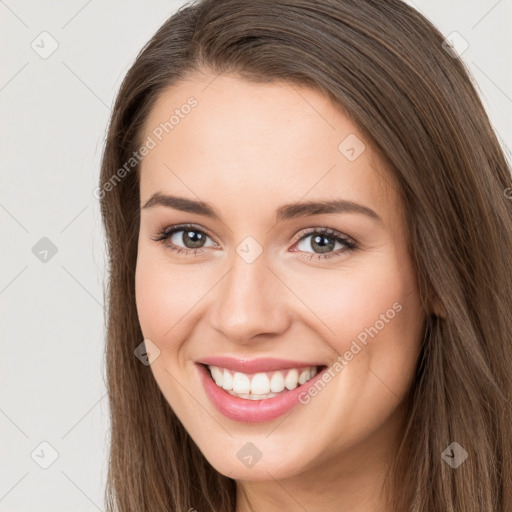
[1,1,511,510]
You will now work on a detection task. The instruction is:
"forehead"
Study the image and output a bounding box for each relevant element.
[138,73,398,226]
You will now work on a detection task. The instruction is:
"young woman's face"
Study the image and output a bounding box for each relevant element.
[135,73,425,482]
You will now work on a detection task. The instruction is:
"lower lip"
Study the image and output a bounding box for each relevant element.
[196,363,327,423]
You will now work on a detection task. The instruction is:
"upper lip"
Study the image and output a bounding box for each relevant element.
[196,356,326,373]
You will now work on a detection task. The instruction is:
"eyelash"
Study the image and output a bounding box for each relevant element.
[150,223,358,261]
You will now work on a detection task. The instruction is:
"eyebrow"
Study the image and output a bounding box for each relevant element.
[141,192,382,223]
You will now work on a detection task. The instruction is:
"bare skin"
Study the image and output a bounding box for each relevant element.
[135,72,426,512]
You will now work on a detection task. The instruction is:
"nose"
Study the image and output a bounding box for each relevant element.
[208,251,291,343]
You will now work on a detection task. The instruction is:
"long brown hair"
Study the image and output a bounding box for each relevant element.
[98,1,512,510]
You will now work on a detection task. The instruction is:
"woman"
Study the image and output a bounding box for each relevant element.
[98,0,512,510]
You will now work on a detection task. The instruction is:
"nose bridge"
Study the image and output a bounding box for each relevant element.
[209,246,289,341]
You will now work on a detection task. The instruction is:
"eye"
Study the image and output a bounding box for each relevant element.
[291,227,358,260]
[151,224,358,260]
[150,223,217,256]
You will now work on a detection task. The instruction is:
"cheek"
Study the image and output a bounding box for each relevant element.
[288,250,424,378]
[134,246,217,358]
[135,250,192,345]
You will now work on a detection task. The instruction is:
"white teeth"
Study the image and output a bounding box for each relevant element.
[251,373,270,394]
[207,364,321,398]
[210,366,223,387]
[226,390,279,400]
[270,372,285,392]
[284,369,299,390]
[222,369,233,390]
[232,372,251,394]
[298,368,311,385]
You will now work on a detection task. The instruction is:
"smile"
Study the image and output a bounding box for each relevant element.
[207,365,321,400]
[195,358,329,423]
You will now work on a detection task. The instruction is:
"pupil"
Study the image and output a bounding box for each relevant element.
[312,235,334,254]
[184,230,205,248]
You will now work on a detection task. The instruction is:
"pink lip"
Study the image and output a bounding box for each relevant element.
[196,362,328,423]
[196,356,325,373]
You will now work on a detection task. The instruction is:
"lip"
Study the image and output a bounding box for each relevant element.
[196,362,328,423]
[196,356,326,373]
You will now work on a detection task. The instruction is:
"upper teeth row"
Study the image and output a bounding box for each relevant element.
[208,365,318,395]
